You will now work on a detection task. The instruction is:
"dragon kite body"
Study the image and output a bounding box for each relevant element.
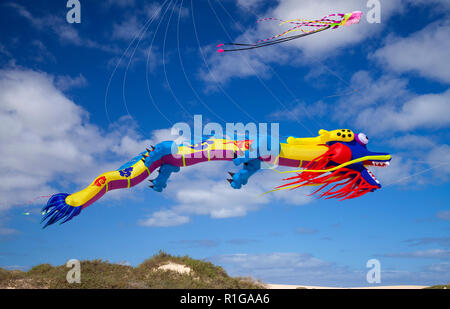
[217,11,363,52]
[42,129,391,228]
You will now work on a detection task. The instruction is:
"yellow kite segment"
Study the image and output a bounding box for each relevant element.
[65,159,150,207]
[287,129,355,145]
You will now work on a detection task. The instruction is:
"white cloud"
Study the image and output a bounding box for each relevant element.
[356,89,450,134]
[268,74,450,188]
[343,71,411,109]
[0,67,156,212]
[112,16,144,41]
[269,100,328,122]
[373,140,450,188]
[331,71,450,135]
[171,239,220,248]
[110,1,188,42]
[210,251,450,286]
[210,252,359,286]
[8,3,119,54]
[296,227,318,235]
[404,237,450,247]
[55,73,87,91]
[380,249,450,260]
[202,0,450,87]
[30,40,56,63]
[374,156,418,186]
[388,135,436,150]
[0,44,12,58]
[0,227,18,236]
[139,162,313,227]
[265,0,401,56]
[372,20,450,83]
[407,0,450,9]
[104,0,136,8]
[437,210,450,221]
[236,0,265,11]
[425,145,450,177]
[139,210,190,227]
[215,252,330,270]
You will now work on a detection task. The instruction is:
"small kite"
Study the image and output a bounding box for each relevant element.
[217,11,363,53]
[41,129,391,228]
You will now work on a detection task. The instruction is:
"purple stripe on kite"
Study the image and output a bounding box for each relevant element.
[82,186,107,209]
[182,150,233,166]
[260,155,278,164]
[278,157,302,168]
[130,169,152,187]
[184,156,207,166]
[109,179,128,190]
[212,150,235,160]
[162,155,183,166]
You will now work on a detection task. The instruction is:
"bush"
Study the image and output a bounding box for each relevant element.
[1,251,265,289]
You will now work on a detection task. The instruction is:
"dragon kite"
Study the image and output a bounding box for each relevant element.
[42,129,391,228]
[217,11,363,52]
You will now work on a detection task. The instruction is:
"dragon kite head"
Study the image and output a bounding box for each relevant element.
[279,129,391,200]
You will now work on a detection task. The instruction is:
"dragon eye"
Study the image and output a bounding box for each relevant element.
[358,133,369,145]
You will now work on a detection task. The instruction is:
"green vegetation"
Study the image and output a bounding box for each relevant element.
[0,251,265,289]
[423,284,449,289]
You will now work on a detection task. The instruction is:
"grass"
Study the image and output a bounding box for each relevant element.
[423,284,449,289]
[0,251,265,289]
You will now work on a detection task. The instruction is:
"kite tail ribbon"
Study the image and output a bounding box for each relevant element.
[217,11,362,53]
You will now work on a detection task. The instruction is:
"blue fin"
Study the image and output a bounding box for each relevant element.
[228,157,262,189]
[149,164,180,192]
[41,193,82,228]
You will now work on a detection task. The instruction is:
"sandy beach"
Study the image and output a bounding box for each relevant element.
[266,284,429,289]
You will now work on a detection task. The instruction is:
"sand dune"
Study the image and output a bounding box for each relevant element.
[156,262,192,274]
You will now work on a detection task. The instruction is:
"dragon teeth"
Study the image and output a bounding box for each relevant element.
[371,161,389,167]
[367,169,380,184]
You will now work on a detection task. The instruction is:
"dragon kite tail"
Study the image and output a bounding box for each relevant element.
[41,141,178,228]
[41,137,262,228]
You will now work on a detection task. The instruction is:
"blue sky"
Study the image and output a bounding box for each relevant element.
[0,0,449,287]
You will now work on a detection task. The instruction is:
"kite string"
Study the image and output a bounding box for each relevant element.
[207,0,314,136]
[213,0,323,132]
[146,0,176,125]
[176,0,227,123]
[162,0,193,119]
[190,0,259,122]
[121,0,172,133]
[104,7,157,126]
